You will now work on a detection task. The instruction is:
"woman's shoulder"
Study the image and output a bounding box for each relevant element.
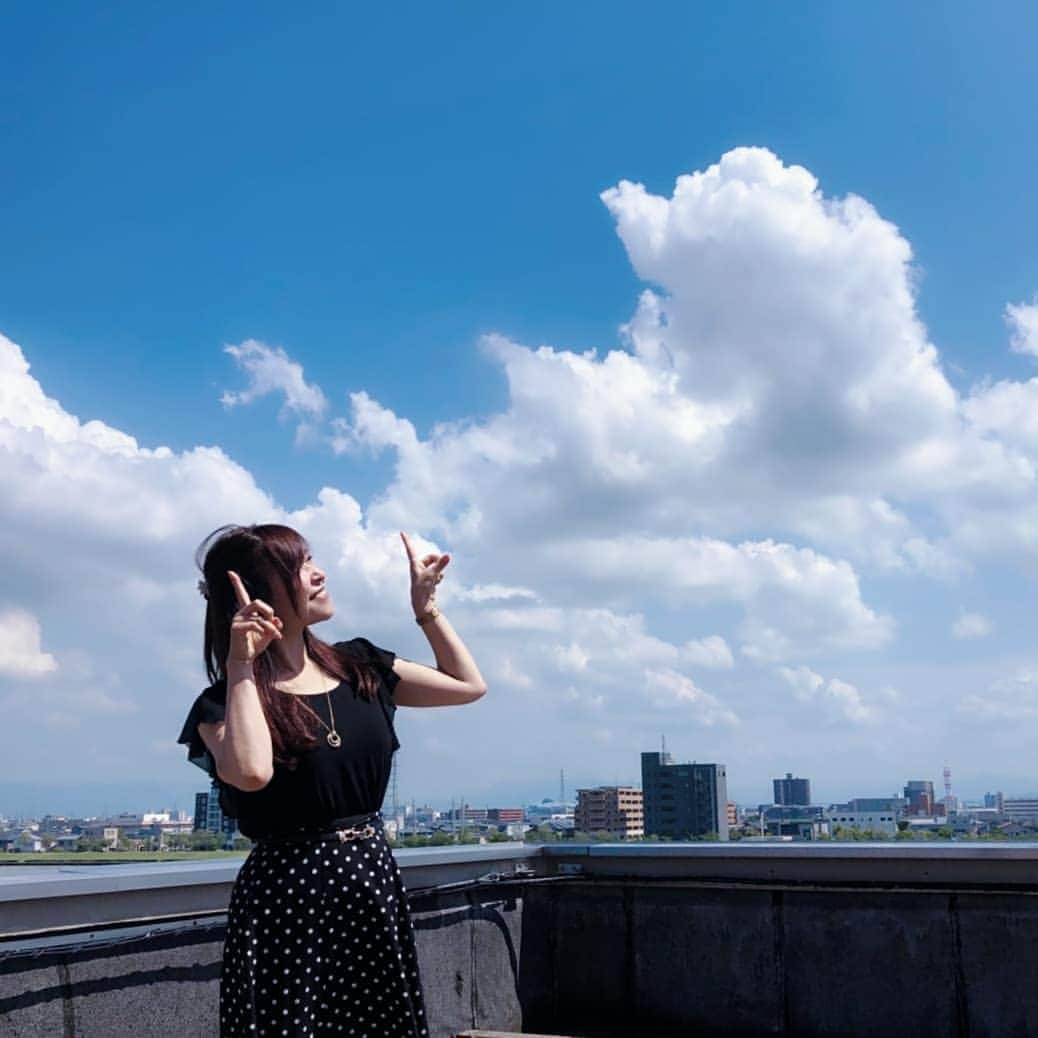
[334,637,400,694]
[200,677,228,704]
[177,678,228,770]
[185,678,228,727]
[336,635,384,655]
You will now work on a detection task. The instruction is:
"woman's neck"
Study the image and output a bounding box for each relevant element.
[272,631,308,679]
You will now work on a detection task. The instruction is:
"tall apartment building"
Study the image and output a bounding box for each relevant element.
[195,781,237,837]
[641,752,729,841]
[773,773,811,806]
[193,791,209,832]
[904,780,935,817]
[575,787,644,839]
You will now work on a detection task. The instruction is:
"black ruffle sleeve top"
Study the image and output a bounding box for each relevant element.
[177,637,402,840]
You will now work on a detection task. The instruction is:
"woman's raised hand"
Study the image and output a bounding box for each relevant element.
[400,531,450,616]
[226,570,283,666]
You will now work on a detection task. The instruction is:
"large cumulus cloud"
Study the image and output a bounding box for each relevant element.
[7,146,1038,805]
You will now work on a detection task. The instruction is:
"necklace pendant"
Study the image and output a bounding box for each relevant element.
[326,730,342,748]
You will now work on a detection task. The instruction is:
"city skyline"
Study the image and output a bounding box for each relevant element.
[2,752,1031,823]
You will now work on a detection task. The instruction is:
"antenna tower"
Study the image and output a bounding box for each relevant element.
[391,755,399,827]
[559,768,565,805]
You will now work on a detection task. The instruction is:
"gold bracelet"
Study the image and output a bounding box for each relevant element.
[415,604,440,626]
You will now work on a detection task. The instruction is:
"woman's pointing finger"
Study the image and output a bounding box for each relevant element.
[227,570,251,610]
[399,531,416,563]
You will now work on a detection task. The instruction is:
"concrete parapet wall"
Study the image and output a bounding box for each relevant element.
[520,880,1038,1038]
[4,845,1038,1036]
[0,886,529,1038]
[0,924,223,1037]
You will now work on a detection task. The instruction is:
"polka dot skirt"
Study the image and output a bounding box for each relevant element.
[219,822,429,1037]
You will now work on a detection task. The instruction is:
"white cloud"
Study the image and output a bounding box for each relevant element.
[531,534,891,663]
[681,635,734,669]
[221,339,328,419]
[603,148,959,479]
[643,668,739,727]
[959,670,1038,721]
[10,147,1038,801]
[453,583,539,604]
[1007,299,1038,359]
[491,656,535,690]
[554,642,591,673]
[561,685,605,713]
[0,609,57,677]
[964,377,1038,457]
[777,665,876,724]
[952,612,992,640]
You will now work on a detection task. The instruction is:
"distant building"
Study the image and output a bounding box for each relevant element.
[39,815,71,835]
[904,780,935,817]
[0,829,47,852]
[727,802,738,827]
[641,752,729,841]
[195,781,238,838]
[773,773,811,807]
[847,797,906,815]
[1003,799,1038,824]
[193,792,209,832]
[526,799,574,823]
[486,808,524,823]
[15,830,46,853]
[575,787,644,839]
[984,792,1005,812]
[756,805,828,840]
[825,804,899,836]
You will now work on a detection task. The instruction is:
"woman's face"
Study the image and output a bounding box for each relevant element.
[270,549,334,626]
[298,551,334,625]
[301,552,332,622]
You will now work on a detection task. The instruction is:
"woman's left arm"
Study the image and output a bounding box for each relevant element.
[394,531,488,708]
[393,610,487,707]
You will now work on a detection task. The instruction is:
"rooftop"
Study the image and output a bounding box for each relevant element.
[3,841,1038,1036]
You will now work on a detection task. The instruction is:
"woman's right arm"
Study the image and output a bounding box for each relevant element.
[197,569,281,792]
[198,661,274,792]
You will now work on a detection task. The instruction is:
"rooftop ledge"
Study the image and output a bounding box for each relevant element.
[7,840,1038,898]
[4,841,1038,944]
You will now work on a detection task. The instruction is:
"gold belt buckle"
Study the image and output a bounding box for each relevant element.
[336,823,376,843]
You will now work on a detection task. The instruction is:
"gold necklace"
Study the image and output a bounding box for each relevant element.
[294,689,342,748]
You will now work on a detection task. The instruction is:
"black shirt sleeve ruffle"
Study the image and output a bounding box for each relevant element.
[336,636,401,699]
[176,681,227,779]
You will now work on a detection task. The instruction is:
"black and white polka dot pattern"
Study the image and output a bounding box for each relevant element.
[219,823,428,1037]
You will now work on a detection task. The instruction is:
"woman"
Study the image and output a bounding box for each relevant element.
[178,523,487,1037]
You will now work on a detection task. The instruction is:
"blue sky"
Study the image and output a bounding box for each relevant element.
[2,4,1038,817]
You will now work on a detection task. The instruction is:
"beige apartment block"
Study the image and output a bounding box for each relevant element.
[575,786,645,839]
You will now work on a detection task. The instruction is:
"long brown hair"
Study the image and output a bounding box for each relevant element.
[196,523,380,768]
